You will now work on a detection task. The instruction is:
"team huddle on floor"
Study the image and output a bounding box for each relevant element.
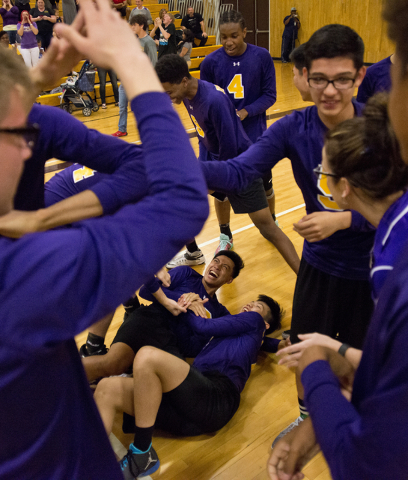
[1,0,408,479]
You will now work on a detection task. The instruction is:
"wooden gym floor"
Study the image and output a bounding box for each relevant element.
[59,61,332,480]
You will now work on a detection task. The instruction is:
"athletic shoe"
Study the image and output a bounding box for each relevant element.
[272,415,305,448]
[79,344,108,358]
[282,329,290,340]
[166,249,205,269]
[112,130,128,137]
[120,443,160,479]
[214,234,233,255]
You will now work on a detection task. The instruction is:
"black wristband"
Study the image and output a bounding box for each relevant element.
[338,343,351,357]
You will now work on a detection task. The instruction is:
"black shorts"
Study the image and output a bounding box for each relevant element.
[290,258,373,349]
[211,177,268,214]
[111,304,182,358]
[123,367,240,437]
[262,170,273,192]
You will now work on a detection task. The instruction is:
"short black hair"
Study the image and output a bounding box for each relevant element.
[130,14,148,31]
[304,24,364,71]
[290,43,307,71]
[183,28,194,44]
[155,54,191,84]
[257,295,284,335]
[213,250,244,279]
[219,9,246,30]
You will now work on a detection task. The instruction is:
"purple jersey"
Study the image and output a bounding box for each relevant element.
[0,93,208,480]
[356,56,392,104]
[200,102,374,280]
[44,164,108,207]
[200,43,277,143]
[370,189,408,303]
[15,104,147,212]
[302,240,408,480]
[183,79,252,161]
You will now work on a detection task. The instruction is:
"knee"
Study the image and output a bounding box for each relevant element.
[133,346,161,372]
[94,377,121,405]
[101,350,134,377]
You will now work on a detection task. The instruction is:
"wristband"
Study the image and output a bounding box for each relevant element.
[338,343,351,357]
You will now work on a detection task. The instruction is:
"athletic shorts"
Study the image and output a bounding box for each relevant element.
[123,367,240,436]
[290,258,373,349]
[211,177,268,214]
[262,170,273,193]
[111,304,182,358]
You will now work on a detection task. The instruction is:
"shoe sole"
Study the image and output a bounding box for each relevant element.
[166,256,205,268]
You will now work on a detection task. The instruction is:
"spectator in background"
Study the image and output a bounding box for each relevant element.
[150,7,166,43]
[61,0,76,24]
[181,5,207,47]
[0,29,11,46]
[356,54,394,103]
[30,0,55,50]
[17,10,39,67]
[290,43,312,102]
[97,66,119,109]
[112,13,157,137]
[54,7,62,22]
[153,12,176,59]
[0,0,19,44]
[128,0,152,26]
[14,0,30,16]
[111,0,127,18]
[282,7,300,63]
[178,28,193,67]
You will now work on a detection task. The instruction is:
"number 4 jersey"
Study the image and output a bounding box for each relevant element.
[200,43,277,143]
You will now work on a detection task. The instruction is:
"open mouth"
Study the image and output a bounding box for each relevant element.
[208,270,218,279]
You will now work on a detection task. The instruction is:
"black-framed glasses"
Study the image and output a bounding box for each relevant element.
[313,164,340,180]
[0,123,40,149]
[308,75,357,90]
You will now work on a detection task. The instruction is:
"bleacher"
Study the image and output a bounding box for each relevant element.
[4,1,222,108]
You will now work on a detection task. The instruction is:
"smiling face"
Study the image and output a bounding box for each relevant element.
[37,0,45,10]
[220,22,247,57]
[163,13,172,26]
[203,255,235,289]
[161,78,188,104]
[135,0,142,8]
[305,57,365,126]
[240,300,272,324]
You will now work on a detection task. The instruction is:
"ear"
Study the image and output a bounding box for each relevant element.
[302,66,308,80]
[242,27,247,39]
[226,277,234,285]
[264,321,270,331]
[354,66,366,88]
[339,177,352,199]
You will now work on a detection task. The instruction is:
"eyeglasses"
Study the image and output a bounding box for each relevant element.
[0,123,40,149]
[308,75,357,90]
[313,164,340,180]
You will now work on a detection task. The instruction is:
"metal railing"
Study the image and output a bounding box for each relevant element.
[158,0,233,43]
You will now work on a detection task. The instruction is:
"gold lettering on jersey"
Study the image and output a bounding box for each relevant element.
[73,166,97,183]
[317,174,342,211]
[227,74,244,99]
[190,114,205,138]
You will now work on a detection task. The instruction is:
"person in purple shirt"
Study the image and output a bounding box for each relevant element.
[156,54,300,274]
[82,251,243,383]
[0,0,19,44]
[201,10,278,250]
[17,10,39,67]
[199,24,375,438]
[0,3,208,479]
[93,291,283,478]
[267,1,408,474]
[356,54,393,103]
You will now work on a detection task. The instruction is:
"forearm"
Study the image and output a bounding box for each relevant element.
[158,25,170,40]
[35,190,103,231]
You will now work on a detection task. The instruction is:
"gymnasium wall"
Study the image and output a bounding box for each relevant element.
[269,0,394,63]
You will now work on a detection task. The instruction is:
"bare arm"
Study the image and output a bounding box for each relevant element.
[179,46,188,57]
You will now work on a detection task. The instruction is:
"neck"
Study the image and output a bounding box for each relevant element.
[138,30,147,38]
[318,101,355,130]
[185,77,198,100]
[201,279,217,297]
[352,190,404,228]
[235,42,247,56]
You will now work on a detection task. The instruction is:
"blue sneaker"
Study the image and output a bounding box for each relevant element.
[120,443,160,479]
[214,234,233,255]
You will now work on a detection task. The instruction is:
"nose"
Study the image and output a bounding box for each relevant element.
[323,82,338,96]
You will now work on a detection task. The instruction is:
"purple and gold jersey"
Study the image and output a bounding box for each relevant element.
[183,79,252,161]
[200,43,276,143]
[371,189,408,303]
[200,102,375,280]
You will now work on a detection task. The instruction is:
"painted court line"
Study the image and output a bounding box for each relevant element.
[199,203,306,248]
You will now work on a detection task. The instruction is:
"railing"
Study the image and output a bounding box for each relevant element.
[158,0,233,44]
